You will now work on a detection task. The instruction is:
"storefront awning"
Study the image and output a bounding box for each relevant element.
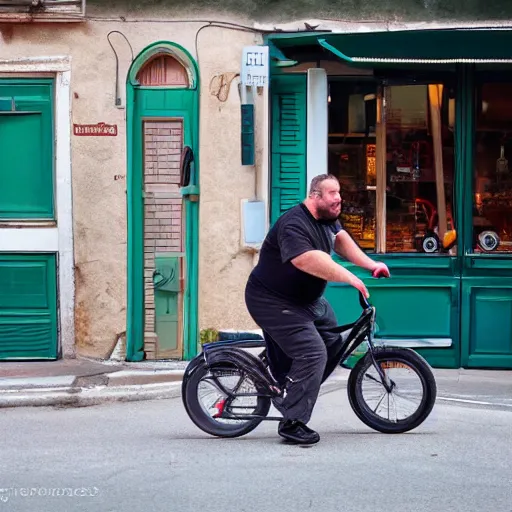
[270,28,512,65]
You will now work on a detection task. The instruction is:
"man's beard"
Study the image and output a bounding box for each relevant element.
[316,204,340,222]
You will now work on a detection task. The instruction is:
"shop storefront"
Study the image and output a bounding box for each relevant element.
[267,28,512,369]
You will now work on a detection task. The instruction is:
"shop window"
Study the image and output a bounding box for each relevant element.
[384,84,455,253]
[328,81,378,251]
[473,82,512,253]
[328,79,455,254]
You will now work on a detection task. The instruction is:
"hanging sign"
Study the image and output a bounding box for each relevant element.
[241,46,269,87]
[73,123,118,136]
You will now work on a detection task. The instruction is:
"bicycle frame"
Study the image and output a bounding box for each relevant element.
[197,291,392,423]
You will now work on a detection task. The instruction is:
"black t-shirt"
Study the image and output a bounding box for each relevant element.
[250,203,343,305]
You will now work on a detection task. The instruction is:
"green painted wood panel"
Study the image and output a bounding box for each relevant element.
[460,258,512,368]
[270,74,307,224]
[461,279,512,368]
[154,255,181,355]
[326,255,461,368]
[0,254,57,360]
[0,81,54,219]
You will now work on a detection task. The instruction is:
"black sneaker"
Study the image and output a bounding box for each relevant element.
[278,420,320,445]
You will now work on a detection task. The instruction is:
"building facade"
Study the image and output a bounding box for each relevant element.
[0,1,265,362]
[1,0,512,370]
[267,26,512,370]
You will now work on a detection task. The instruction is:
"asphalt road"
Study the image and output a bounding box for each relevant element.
[1,375,511,512]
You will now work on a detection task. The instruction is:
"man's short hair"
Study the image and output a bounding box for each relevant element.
[309,174,340,197]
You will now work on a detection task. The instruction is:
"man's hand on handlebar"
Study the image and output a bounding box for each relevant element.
[371,262,391,279]
[349,275,370,299]
[348,263,390,299]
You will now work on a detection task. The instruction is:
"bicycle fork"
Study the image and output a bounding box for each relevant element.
[366,316,395,394]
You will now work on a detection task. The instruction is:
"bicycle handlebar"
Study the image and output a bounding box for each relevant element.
[359,268,390,310]
[359,291,372,310]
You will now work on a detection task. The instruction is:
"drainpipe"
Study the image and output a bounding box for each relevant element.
[306,68,329,188]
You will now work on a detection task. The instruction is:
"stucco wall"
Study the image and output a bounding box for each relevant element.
[94,0,512,23]
[196,27,263,334]
[0,7,261,358]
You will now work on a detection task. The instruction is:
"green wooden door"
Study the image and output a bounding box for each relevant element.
[0,255,58,359]
[0,81,54,219]
[270,74,307,224]
[458,69,512,369]
[130,87,198,360]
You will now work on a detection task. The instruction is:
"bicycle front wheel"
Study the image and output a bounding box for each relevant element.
[347,348,437,434]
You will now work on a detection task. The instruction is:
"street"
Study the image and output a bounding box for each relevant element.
[1,375,511,512]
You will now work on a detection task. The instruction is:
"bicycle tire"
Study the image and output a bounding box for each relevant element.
[183,358,271,438]
[347,348,437,434]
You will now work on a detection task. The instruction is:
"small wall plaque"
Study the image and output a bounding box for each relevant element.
[73,123,118,136]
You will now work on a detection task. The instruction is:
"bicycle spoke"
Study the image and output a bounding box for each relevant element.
[231,374,246,394]
[364,373,386,387]
[373,391,388,413]
[361,360,424,423]
[393,390,422,405]
[390,392,398,423]
[202,375,232,396]
[197,369,260,425]
[391,391,420,417]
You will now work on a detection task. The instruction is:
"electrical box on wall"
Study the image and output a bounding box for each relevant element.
[241,104,255,166]
[241,199,266,249]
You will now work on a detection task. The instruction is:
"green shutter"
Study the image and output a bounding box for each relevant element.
[0,80,54,219]
[270,74,307,224]
[0,254,58,360]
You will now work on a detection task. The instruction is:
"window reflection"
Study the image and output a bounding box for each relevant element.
[474,83,512,253]
[385,84,455,254]
[328,79,456,254]
[328,81,377,251]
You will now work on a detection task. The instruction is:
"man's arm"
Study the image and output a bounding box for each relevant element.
[291,250,369,298]
[334,230,379,271]
[279,221,370,297]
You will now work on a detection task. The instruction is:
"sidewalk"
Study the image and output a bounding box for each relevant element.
[0,357,189,409]
[0,357,511,409]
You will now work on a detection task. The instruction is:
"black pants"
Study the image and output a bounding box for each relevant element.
[245,277,344,424]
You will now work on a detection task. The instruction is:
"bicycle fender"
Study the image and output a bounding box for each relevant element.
[181,353,207,397]
[205,347,276,390]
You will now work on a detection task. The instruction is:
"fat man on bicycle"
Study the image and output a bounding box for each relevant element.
[245,173,390,445]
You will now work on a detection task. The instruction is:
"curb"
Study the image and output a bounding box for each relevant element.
[0,371,185,409]
[0,381,183,409]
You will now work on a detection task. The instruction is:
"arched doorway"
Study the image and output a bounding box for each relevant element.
[126,42,200,361]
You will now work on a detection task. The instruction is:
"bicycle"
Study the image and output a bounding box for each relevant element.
[182,279,437,438]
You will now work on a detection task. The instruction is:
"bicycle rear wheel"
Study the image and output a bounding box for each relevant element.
[347,348,437,434]
[182,359,271,438]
